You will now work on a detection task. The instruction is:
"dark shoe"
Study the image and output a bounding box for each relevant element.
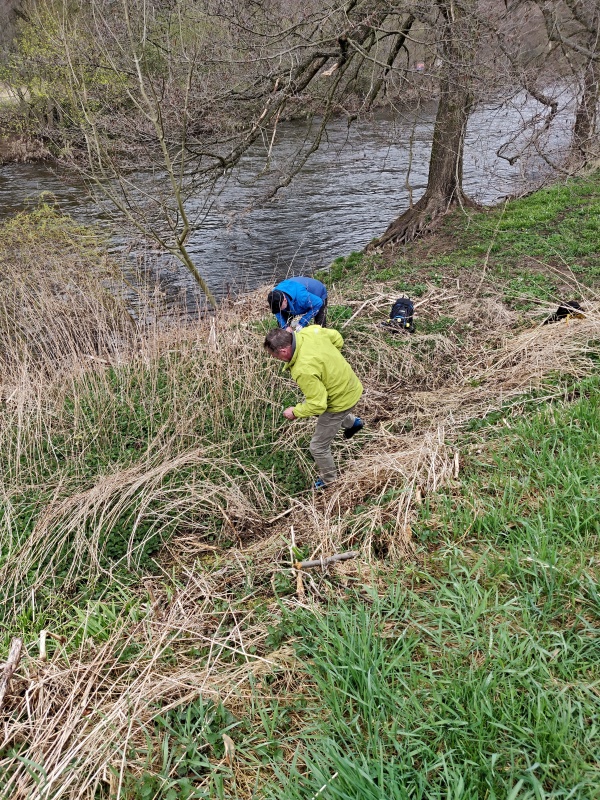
[344,417,364,439]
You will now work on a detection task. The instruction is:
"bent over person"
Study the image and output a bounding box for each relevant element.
[264,326,363,488]
[268,276,328,331]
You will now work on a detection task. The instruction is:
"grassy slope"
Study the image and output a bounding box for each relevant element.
[255,175,600,799]
[325,174,600,303]
[264,382,600,798]
[0,175,599,798]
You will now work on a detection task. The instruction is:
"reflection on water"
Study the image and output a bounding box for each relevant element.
[0,95,572,305]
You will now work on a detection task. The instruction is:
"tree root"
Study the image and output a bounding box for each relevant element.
[367,190,478,251]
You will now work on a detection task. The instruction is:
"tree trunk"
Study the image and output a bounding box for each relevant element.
[369,0,478,249]
[572,55,599,165]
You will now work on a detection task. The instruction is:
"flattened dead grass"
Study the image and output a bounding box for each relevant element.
[1,258,599,798]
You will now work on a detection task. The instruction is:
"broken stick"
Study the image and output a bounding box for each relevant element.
[0,637,23,710]
[341,299,371,328]
[295,551,358,571]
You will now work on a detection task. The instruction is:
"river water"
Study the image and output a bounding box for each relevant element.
[0,94,573,305]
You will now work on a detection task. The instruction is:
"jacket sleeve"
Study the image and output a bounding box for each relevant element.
[293,372,328,418]
[275,312,287,328]
[324,328,344,350]
[296,287,324,329]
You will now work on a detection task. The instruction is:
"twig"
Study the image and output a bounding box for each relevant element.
[0,638,23,710]
[267,506,294,524]
[46,631,66,644]
[342,299,371,328]
[475,199,507,297]
[413,293,459,310]
[295,551,358,570]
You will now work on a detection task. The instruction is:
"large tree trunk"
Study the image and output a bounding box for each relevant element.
[572,54,599,165]
[370,0,478,249]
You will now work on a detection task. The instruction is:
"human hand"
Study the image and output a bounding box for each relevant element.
[285,326,293,332]
[283,407,296,420]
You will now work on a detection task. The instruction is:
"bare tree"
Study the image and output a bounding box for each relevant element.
[372,0,480,247]
[11,0,425,295]
[533,0,599,165]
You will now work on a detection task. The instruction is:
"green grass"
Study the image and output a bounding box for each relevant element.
[441,174,600,294]
[319,173,600,305]
[258,375,600,798]
[446,175,600,267]
[417,315,456,334]
[501,271,559,308]
[317,252,429,299]
[120,699,239,799]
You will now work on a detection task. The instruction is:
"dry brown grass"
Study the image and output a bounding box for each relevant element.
[0,236,599,798]
[0,579,290,798]
[0,206,137,391]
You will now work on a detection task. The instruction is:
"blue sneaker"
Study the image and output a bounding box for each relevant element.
[314,479,327,490]
[344,417,364,439]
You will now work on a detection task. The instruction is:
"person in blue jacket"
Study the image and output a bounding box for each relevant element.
[268,276,328,331]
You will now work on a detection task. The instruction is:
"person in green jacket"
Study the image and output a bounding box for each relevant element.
[264,326,364,488]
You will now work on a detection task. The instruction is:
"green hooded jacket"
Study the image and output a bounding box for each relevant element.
[285,326,363,418]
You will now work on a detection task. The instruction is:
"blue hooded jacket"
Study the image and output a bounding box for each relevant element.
[273,277,328,329]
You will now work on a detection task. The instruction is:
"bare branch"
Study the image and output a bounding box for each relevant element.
[0,638,23,710]
[294,551,358,570]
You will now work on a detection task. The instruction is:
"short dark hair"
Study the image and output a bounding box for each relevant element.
[264,328,293,352]
[268,289,285,313]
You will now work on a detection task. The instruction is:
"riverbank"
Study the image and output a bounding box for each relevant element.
[0,174,599,797]
[0,132,49,165]
[0,87,50,165]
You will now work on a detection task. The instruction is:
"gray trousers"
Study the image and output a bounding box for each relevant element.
[309,405,357,485]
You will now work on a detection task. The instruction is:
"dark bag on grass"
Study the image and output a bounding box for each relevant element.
[389,296,415,333]
[543,300,585,325]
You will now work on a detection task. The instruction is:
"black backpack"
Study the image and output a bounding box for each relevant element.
[543,300,585,325]
[389,297,415,333]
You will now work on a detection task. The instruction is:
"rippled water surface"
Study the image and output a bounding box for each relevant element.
[0,95,572,303]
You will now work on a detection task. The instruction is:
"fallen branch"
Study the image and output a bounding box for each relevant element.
[0,637,23,710]
[413,292,459,310]
[294,551,358,570]
[342,299,372,328]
